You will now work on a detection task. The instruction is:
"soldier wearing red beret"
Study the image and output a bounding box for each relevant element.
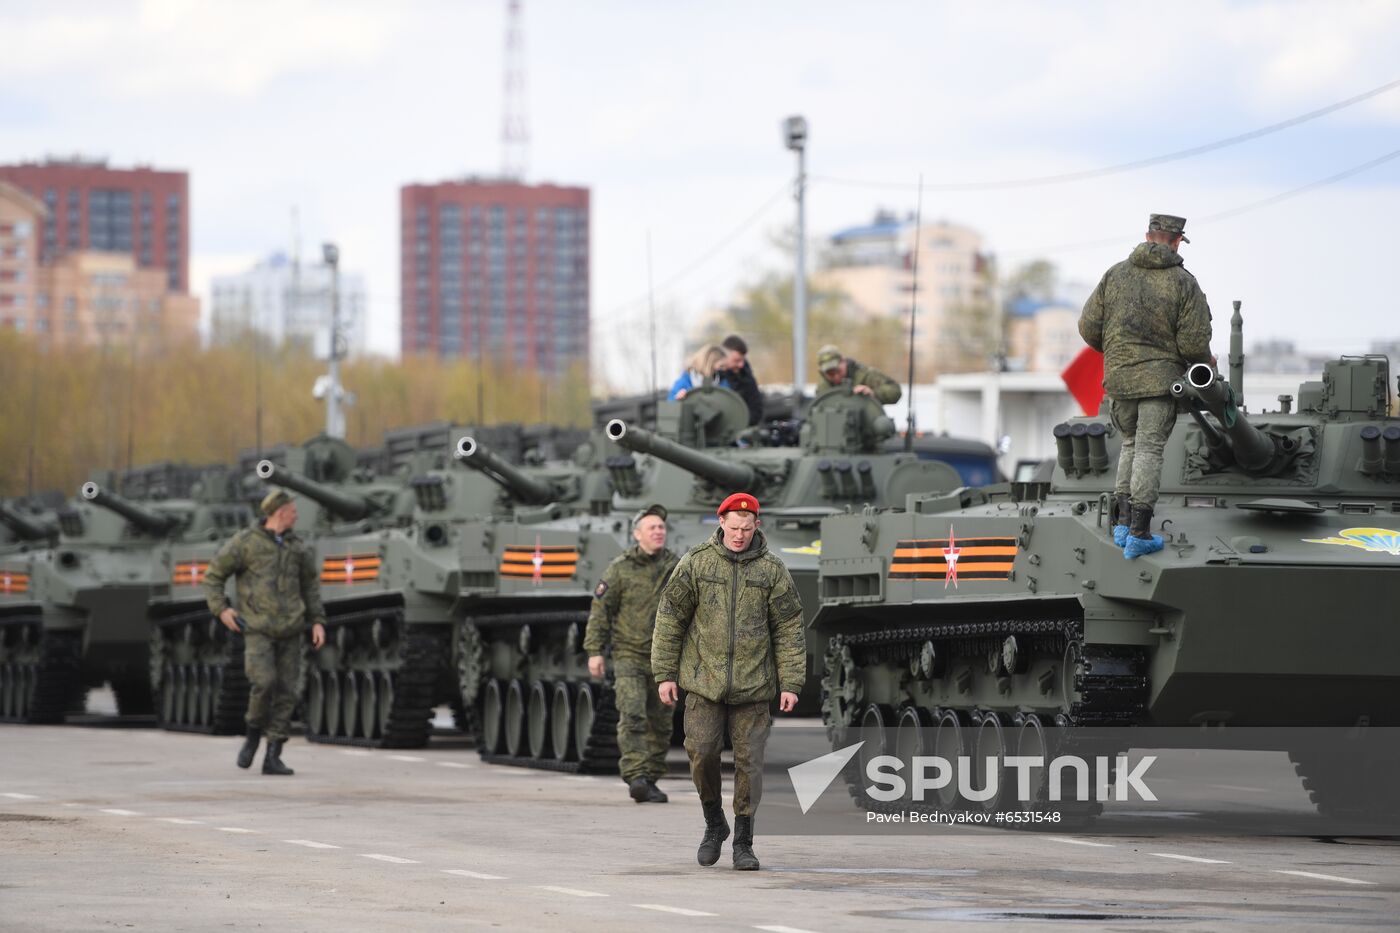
[651,492,806,871]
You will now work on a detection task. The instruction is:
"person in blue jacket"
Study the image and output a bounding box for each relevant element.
[670,344,724,400]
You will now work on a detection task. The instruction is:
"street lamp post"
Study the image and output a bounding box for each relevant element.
[321,242,345,438]
[783,115,808,396]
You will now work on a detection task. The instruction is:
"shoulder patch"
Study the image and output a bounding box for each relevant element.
[593,580,608,599]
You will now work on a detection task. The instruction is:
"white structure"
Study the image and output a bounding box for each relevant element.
[894,370,1319,477]
[209,251,367,357]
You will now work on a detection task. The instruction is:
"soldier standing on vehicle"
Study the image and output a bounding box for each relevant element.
[1079,213,1214,559]
[584,504,680,804]
[202,490,326,775]
[816,344,903,404]
[652,493,805,871]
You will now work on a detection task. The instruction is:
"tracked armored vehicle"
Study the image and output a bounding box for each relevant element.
[453,432,638,771]
[605,385,962,714]
[0,478,227,723]
[257,429,521,748]
[815,320,1400,820]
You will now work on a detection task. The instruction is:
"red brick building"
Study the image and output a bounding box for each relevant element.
[400,179,589,376]
[0,158,190,293]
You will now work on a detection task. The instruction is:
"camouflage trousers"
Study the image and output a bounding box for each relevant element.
[613,659,673,783]
[244,632,302,743]
[1111,396,1178,510]
[683,693,772,817]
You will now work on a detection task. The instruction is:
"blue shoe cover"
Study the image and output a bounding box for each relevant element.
[1123,534,1163,559]
[1112,524,1130,548]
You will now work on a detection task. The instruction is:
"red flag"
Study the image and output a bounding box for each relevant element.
[1061,348,1105,416]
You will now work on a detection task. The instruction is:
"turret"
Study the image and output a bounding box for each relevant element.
[0,502,55,542]
[80,482,181,536]
[454,437,558,506]
[256,460,378,522]
[1171,364,1298,474]
[606,419,757,490]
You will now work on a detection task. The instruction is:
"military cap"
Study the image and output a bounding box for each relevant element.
[1147,213,1190,243]
[631,503,668,528]
[259,489,293,517]
[717,492,760,517]
[817,345,843,372]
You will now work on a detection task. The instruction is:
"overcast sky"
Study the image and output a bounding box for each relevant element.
[3,0,1398,392]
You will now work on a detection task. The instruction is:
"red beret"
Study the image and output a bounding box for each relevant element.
[717,492,760,516]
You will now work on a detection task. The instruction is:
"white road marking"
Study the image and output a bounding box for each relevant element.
[1274,869,1376,886]
[443,869,507,880]
[1151,853,1231,865]
[538,885,607,898]
[361,854,420,864]
[1047,837,1114,847]
[756,926,823,933]
[634,904,717,917]
[285,839,341,849]
[100,808,142,816]
[437,761,473,769]
[158,818,205,825]
[389,755,426,762]
[340,749,371,757]
[217,827,257,834]
[1,792,38,799]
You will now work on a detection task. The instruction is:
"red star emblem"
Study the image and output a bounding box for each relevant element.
[943,525,961,590]
[343,556,355,579]
[531,535,544,585]
[1,572,11,593]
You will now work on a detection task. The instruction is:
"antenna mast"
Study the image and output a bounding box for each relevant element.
[904,177,923,452]
[502,0,529,180]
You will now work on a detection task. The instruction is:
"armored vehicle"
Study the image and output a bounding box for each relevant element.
[453,431,636,771]
[815,322,1400,820]
[0,477,229,724]
[605,385,962,714]
[257,430,511,748]
[0,501,61,722]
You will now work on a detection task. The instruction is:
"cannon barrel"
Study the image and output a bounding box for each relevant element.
[0,503,53,541]
[605,419,757,491]
[1183,364,1286,472]
[256,460,373,521]
[80,483,180,535]
[454,436,556,505]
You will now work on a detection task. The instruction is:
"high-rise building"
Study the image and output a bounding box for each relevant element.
[0,157,190,293]
[1,181,196,346]
[210,252,367,357]
[400,179,589,376]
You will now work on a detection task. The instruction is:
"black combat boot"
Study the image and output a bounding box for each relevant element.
[644,779,668,803]
[1111,493,1130,546]
[1123,504,1164,559]
[732,815,759,871]
[262,740,294,776]
[629,777,651,802]
[236,728,261,769]
[696,800,730,866]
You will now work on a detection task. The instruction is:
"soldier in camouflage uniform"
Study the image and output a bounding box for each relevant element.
[203,490,326,775]
[817,344,903,404]
[652,493,805,872]
[1079,213,1214,559]
[583,504,680,804]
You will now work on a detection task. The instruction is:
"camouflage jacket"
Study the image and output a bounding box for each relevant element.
[820,357,903,404]
[651,529,805,704]
[582,545,680,665]
[1079,242,1214,399]
[202,524,326,640]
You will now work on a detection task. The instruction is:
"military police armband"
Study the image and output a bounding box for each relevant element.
[593,580,608,599]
